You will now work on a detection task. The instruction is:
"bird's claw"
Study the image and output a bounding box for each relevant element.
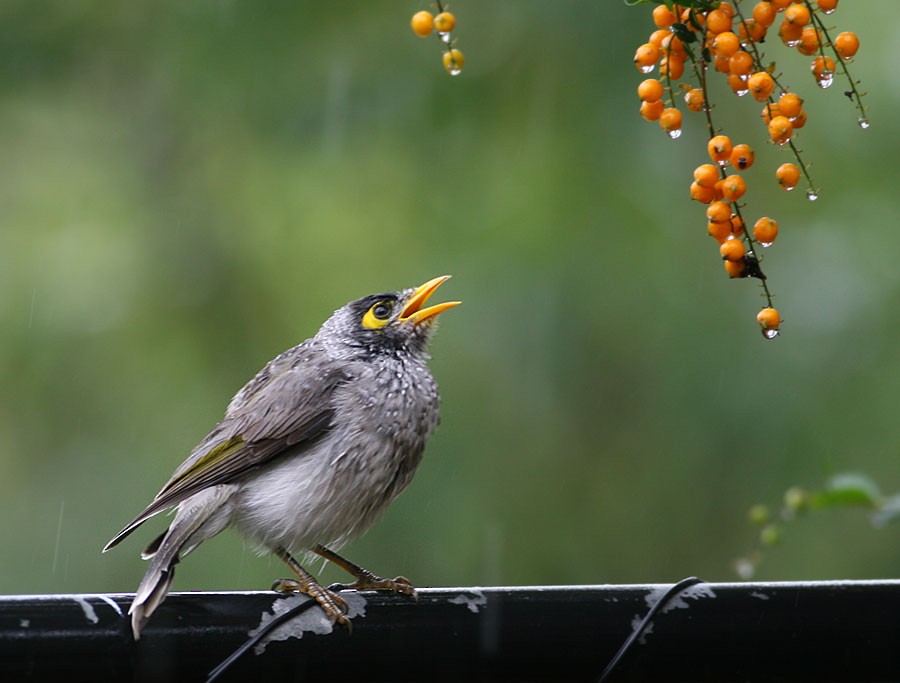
[327,574,417,599]
[271,577,351,627]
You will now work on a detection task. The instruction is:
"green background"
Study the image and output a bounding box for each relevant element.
[1,2,897,596]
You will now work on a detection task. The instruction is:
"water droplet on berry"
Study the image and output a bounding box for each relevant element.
[735,86,749,97]
[666,129,682,139]
[639,64,654,74]
[822,7,835,14]
[816,72,834,89]
[762,328,780,340]
[806,189,818,201]
[858,117,870,129]
[438,31,452,44]
[760,241,773,248]
[785,38,801,48]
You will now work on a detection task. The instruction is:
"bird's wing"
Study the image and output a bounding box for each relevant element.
[103,361,348,552]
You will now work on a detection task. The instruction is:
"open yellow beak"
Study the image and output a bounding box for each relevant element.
[399,275,461,324]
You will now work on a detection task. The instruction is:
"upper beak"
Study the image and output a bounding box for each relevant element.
[399,275,461,324]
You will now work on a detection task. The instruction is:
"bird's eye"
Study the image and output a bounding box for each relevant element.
[362,301,393,329]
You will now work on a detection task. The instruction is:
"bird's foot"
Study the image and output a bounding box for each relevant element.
[328,571,417,598]
[271,577,350,627]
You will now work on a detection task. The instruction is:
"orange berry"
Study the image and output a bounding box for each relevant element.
[712,31,741,58]
[747,71,775,102]
[730,214,746,237]
[771,0,792,8]
[761,102,780,125]
[707,200,732,224]
[778,93,803,119]
[738,19,767,44]
[714,55,731,74]
[776,163,801,190]
[753,217,779,244]
[721,174,747,202]
[791,108,808,128]
[659,55,685,79]
[720,237,746,262]
[713,178,727,201]
[691,181,717,204]
[706,9,733,34]
[725,259,748,278]
[640,99,665,121]
[434,12,456,33]
[634,43,661,72]
[729,51,754,76]
[779,19,803,46]
[727,73,748,95]
[660,33,686,56]
[768,115,793,145]
[834,32,860,59]
[694,163,720,189]
[708,220,732,243]
[443,48,464,74]
[684,88,705,112]
[811,55,835,83]
[410,11,435,37]
[784,3,810,26]
[638,78,664,102]
[756,307,782,334]
[796,26,822,56]
[730,144,755,170]
[648,29,670,48]
[752,1,777,27]
[817,0,838,11]
[708,135,733,164]
[659,107,683,136]
[653,4,677,29]
[719,2,736,18]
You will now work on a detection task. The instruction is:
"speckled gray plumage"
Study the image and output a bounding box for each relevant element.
[104,281,455,639]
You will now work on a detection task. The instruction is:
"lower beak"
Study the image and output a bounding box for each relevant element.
[399,275,461,324]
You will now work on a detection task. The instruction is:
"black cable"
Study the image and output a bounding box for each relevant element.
[597,576,705,683]
[206,596,319,682]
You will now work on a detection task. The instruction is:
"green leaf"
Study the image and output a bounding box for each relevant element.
[808,473,882,509]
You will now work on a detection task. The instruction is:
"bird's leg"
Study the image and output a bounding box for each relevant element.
[314,544,416,597]
[271,546,350,626]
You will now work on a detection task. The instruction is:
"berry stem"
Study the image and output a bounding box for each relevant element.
[803,0,869,124]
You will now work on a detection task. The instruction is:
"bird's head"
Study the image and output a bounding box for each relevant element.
[319,276,460,358]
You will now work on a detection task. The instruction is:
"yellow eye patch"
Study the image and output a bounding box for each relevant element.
[362,301,393,329]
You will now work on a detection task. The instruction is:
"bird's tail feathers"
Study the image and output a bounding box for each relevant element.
[129,486,234,640]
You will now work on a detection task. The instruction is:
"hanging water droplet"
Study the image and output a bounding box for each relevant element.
[760,241,773,248]
[763,328,780,340]
[784,185,796,192]
[448,67,462,76]
[666,129,682,140]
[858,117,870,129]
[785,38,801,48]
[716,159,727,167]
[735,558,755,580]
[438,31,452,44]
[816,71,834,89]
[735,87,749,97]
[806,189,818,201]
[640,64,654,74]
[822,7,835,14]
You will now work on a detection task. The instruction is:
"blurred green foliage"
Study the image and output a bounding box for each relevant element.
[1,2,898,596]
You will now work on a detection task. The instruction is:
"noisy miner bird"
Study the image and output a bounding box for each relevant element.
[103,276,460,639]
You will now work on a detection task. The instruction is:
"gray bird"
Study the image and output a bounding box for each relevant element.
[103,276,460,639]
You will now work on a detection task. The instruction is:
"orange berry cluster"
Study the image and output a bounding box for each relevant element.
[411,3,464,75]
[632,0,867,338]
